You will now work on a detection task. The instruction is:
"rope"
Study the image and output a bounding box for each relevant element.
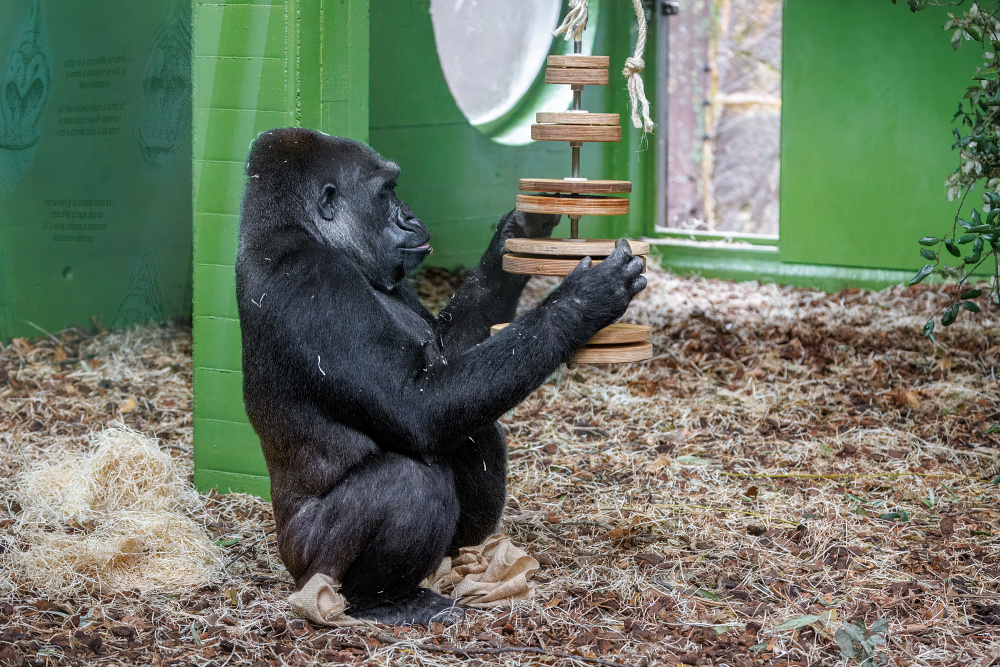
[553,0,655,134]
[552,0,588,42]
[623,0,655,133]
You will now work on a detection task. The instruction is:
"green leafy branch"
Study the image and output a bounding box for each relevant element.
[895,1,1000,338]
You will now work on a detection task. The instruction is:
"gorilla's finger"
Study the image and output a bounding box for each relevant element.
[575,256,593,271]
[623,255,645,278]
[629,275,647,296]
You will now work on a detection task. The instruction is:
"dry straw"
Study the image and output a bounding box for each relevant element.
[6,424,220,595]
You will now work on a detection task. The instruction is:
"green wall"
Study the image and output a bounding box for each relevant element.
[0,0,193,341]
[656,0,982,290]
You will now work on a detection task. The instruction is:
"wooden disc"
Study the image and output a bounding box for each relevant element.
[547,55,610,69]
[516,194,629,216]
[502,253,646,276]
[491,322,650,345]
[519,178,631,194]
[536,112,620,125]
[545,68,609,86]
[531,124,621,143]
[505,238,649,257]
[571,342,653,364]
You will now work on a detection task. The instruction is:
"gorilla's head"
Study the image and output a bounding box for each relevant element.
[243,127,431,290]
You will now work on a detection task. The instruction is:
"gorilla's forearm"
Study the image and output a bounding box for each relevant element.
[319,293,599,461]
[435,211,530,354]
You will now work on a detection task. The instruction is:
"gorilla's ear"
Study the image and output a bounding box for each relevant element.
[318,184,337,220]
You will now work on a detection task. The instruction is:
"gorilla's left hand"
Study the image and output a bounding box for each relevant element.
[502,210,561,242]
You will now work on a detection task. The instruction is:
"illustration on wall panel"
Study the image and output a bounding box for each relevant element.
[136,0,191,172]
[0,0,50,193]
[112,252,165,330]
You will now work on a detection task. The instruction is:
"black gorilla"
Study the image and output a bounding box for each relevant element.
[236,127,646,624]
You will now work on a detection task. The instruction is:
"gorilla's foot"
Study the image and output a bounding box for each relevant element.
[350,588,465,626]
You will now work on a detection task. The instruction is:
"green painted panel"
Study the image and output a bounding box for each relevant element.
[193,3,286,60]
[193,56,287,112]
[0,0,193,340]
[193,418,265,476]
[192,263,237,318]
[194,160,247,215]
[193,316,241,371]
[193,367,247,422]
[194,470,271,499]
[780,1,980,272]
[193,212,239,266]
[194,108,285,163]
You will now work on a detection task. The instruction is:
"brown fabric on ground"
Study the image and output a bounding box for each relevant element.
[287,573,368,627]
[428,533,539,608]
[290,533,538,626]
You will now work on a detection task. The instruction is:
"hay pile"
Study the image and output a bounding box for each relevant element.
[4,424,220,595]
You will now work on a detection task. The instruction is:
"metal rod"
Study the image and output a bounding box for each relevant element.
[572,39,584,240]
[657,2,678,229]
[572,40,583,111]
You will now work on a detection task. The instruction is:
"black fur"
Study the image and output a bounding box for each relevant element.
[235,128,646,624]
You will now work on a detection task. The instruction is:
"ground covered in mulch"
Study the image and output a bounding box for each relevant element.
[1,264,998,667]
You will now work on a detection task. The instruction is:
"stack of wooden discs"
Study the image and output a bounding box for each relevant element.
[493,52,652,364]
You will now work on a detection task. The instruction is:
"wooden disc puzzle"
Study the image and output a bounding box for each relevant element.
[494,43,652,364]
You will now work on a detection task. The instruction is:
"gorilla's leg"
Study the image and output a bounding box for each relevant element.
[280,453,462,625]
[448,424,508,555]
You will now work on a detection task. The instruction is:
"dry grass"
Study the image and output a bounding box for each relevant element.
[0,264,998,667]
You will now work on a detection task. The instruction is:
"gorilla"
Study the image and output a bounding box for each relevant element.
[235,127,646,625]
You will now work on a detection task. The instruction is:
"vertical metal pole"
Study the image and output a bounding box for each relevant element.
[570,38,583,239]
[656,2,678,230]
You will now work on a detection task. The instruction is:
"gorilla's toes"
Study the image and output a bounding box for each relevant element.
[351,588,464,626]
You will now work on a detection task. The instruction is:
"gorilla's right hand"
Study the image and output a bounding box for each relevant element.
[545,238,647,338]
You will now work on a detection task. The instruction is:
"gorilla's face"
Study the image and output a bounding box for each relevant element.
[314,150,432,285]
[246,128,432,290]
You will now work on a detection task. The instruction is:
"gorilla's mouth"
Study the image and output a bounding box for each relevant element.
[402,242,432,254]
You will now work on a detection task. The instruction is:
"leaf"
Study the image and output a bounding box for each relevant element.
[918,236,940,246]
[945,239,962,256]
[986,424,1000,434]
[966,224,999,232]
[675,455,709,466]
[909,264,935,285]
[974,236,985,255]
[958,234,977,244]
[835,628,858,659]
[959,218,974,230]
[960,288,983,299]
[941,303,960,326]
[972,208,983,225]
[214,538,242,547]
[694,588,721,601]
[962,301,981,313]
[776,614,824,631]
[879,512,901,521]
[922,319,935,343]
[920,248,937,260]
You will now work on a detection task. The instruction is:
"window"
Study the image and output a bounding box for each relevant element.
[430,0,597,145]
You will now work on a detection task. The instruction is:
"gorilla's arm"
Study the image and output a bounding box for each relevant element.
[289,241,643,462]
[433,211,559,355]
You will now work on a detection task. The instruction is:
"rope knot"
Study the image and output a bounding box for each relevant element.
[622,56,645,78]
